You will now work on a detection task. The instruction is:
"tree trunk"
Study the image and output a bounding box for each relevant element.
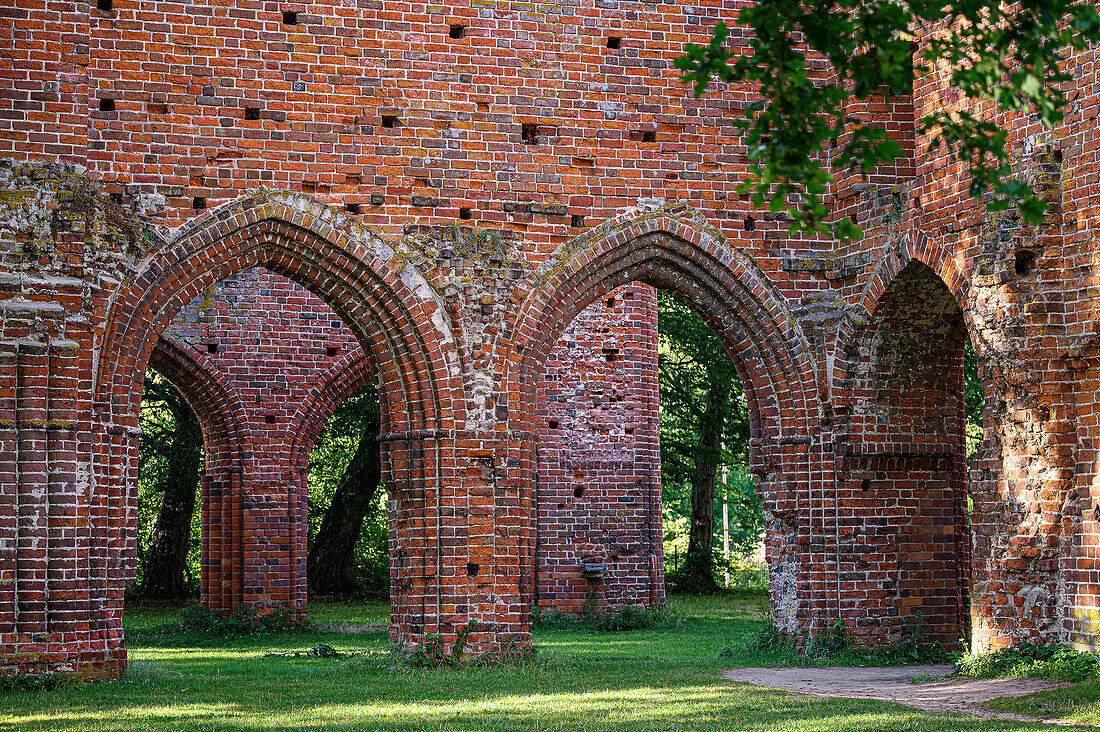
[141,390,203,600]
[307,407,381,596]
[679,376,728,593]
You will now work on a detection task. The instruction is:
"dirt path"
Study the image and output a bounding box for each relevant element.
[722,665,1087,726]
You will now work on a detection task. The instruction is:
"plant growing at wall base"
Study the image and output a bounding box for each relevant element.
[533,605,672,632]
[406,620,478,668]
[133,605,313,639]
[956,643,1100,682]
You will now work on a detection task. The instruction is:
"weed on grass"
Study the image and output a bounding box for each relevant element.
[721,615,951,667]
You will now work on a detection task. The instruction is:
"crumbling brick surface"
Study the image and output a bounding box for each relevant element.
[0,0,1097,677]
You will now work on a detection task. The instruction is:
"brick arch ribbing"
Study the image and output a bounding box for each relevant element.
[148,336,251,477]
[835,229,970,355]
[286,350,376,479]
[510,211,817,457]
[507,210,821,635]
[96,195,459,438]
[91,193,461,624]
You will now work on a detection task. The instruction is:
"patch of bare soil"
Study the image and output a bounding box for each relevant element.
[721,665,1086,726]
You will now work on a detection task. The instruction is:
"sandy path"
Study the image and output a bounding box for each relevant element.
[722,665,1086,726]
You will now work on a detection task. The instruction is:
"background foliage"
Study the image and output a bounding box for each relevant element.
[676,0,1100,243]
[306,384,389,595]
[134,371,204,596]
[657,291,763,590]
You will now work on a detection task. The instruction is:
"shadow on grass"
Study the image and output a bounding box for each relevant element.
[0,655,1051,732]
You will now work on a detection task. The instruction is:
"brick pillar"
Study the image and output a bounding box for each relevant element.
[389,430,535,656]
[200,470,243,614]
[0,331,125,678]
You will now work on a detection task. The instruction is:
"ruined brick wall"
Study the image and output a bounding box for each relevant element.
[834,261,969,648]
[825,36,1100,652]
[535,282,662,614]
[1,0,1098,678]
[154,269,662,616]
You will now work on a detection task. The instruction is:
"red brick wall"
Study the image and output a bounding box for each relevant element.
[0,0,1097,678]
[535,282,662,614]
[0,1,88,161]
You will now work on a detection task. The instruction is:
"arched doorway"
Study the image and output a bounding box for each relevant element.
[92,195,459,660]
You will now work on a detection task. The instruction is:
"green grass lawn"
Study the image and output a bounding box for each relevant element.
[0,595,1051,731]
[987,680,1100,724]
[304,599,391,627]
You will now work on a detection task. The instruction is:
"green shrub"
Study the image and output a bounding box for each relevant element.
[955,644,1100,682]
[589,605,671,632]
[0,675,74,693]
[531,608,582,631]
[723,615,949,666]
[407,620,478,668]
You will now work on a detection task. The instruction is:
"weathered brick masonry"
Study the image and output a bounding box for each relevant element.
[153,267,661,617]
[0,0,1097,678]
[535,281,662,614]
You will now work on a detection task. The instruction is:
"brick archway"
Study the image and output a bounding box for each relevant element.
[831,256,972,649]
[148,337,254,609]
[837,230,972,369]
[287,351,376,477]
[149,336,251,477]
[834,227,1072,651]
[508,208,821,636]
[96,194,457,436]
[92,193,461,649]
[284,350,376,611]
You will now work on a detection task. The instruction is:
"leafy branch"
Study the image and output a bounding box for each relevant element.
[676,0,1100,242]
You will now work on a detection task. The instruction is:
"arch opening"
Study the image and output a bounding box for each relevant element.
[155,265,396,617]
[515,228,817,637]
[835,259,973,651]
[131,369,206,604]
[93,206,455,645]
[305,381,391,625]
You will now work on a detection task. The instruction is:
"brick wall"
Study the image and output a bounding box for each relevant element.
[535,282,662,614]
[0,0,1097,677]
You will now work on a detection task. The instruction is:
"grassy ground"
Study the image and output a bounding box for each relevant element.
[303,599,390,627]
[986,681,1100,725]
[0,594,1051,731]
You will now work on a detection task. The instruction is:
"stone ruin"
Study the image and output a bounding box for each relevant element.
[0,0,1097,678]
